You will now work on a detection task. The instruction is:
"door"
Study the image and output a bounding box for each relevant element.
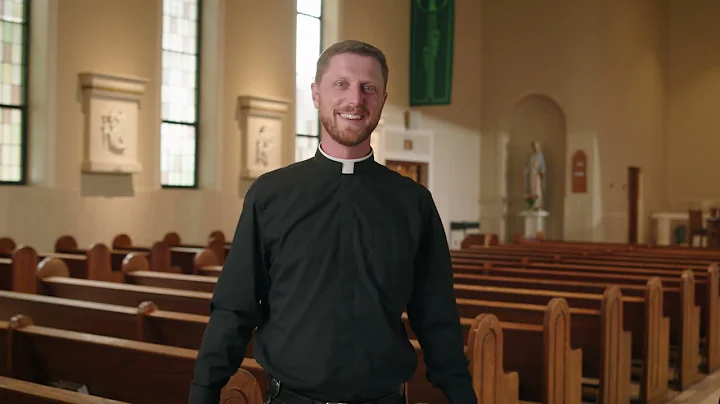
[627,166,640,244]
[385,160,429,187]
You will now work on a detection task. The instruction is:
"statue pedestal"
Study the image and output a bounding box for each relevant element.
[518,209,550,239]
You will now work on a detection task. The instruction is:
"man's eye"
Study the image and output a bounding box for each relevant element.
[364,85,375,92]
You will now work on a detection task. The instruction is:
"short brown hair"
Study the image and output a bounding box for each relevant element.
[315,40,389,88]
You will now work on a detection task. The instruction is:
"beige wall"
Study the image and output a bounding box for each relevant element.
[1,0,296,251]
[479,0,669,242]
[666,0,720,208]
[1,0,482,251]
[338,0,482,239]
[3,0,719,250]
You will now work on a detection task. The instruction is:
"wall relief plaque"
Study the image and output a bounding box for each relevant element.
[78,72,148,174]
[237,95,290,180]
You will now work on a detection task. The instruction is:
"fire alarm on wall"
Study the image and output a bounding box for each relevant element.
[403,139,413,150]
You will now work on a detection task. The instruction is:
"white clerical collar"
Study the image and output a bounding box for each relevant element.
[318,143,373,174]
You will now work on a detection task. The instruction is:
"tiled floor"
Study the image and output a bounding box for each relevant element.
[667,371,720,404]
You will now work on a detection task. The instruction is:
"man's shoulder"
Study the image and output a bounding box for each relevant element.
[377,164,433,201]
[246,159,315,202]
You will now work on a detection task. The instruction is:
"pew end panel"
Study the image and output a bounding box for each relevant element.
[209,230,226,243]
[641,277,670,404]
[543,298,583,404]
[163,232,181,247]
[111,234,132,250]
[5,246,40,294]
[209,238,227,265]
[54,235,79,253]
[599,286,631,404]
[86,243,120,283]
[679,270,702,390]
[467,314,519,404]
[706,263,720,373]
[149,241,172,272]
[194,248,219,276]
[219,368,265,404]
[121,252,150,273]
[0,237,16,254]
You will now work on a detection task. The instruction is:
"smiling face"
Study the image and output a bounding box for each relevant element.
[312,52,387,148]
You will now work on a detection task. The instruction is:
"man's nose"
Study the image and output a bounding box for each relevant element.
[346,83,364,105]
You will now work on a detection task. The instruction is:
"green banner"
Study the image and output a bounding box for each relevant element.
[410,0,454,106]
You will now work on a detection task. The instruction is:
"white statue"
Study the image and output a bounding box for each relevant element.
[523,141,546,210]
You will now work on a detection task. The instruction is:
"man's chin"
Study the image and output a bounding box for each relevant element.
[329,131,371,147]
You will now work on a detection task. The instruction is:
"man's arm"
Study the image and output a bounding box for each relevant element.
[406,189,477,404]
[188,182,269,404]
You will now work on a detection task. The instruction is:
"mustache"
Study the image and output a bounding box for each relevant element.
[335,107,368,115]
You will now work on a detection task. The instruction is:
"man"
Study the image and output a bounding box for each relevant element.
[189,40,476,404]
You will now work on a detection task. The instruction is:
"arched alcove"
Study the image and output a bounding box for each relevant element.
[498,94,567,240]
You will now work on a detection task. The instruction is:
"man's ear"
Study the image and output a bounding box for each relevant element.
[311,82,319,109]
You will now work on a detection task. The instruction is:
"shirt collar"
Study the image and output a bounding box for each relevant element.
[314,143,375,175]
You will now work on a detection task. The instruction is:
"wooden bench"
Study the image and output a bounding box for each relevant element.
[407,299,581,404]
[108,233,225,274]
[161,231,231,262]
[121,252,216,293]
[453,283,645,404]
[0,376,130,403]
[5,258,518,404]
[452,261,708,389]
[452,257,720,377]
[0,316,266,404]
[451,270,708,390]
[55,235,167,275]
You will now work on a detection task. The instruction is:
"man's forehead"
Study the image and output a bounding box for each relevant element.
[325,53,383,80]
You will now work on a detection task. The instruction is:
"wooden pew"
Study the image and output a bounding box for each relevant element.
[466,314,519,404]
[452,257,720,376]
[55,235,169,275]
[451,270,706,390]
[30,258,213,316]
[454,283,637,404]
[0,376,130,403]
[0,316,265,404]
[109,233,224,274]
[409,299,581,404]
[162,231,231,261]
[11,256,521,403]
[121,253,216,293]
[0,246,38,292]
[0,290,516,403]
[0,237,16,254]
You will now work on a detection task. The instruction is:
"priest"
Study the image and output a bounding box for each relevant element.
[189,39,476,404]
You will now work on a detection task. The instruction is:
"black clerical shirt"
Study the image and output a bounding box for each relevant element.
[189,149,476,403]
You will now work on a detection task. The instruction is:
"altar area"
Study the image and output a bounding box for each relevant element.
[651,210,720,247]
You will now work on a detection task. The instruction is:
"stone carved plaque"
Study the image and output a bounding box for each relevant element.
[237,95,290,180]
[78,72,148,174]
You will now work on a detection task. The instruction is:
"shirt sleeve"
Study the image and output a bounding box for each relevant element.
[405,189,477,404]
[188,181,269,404]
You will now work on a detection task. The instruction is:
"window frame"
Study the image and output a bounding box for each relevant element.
[294,0,323,162]
[160,0,202,189]
[0,0,30,186]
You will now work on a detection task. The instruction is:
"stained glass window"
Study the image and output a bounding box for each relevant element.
[161,0,200,187]
[295,0,322,162]
[0,0,27,184]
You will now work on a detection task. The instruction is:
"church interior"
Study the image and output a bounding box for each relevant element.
[2,0,720,403]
